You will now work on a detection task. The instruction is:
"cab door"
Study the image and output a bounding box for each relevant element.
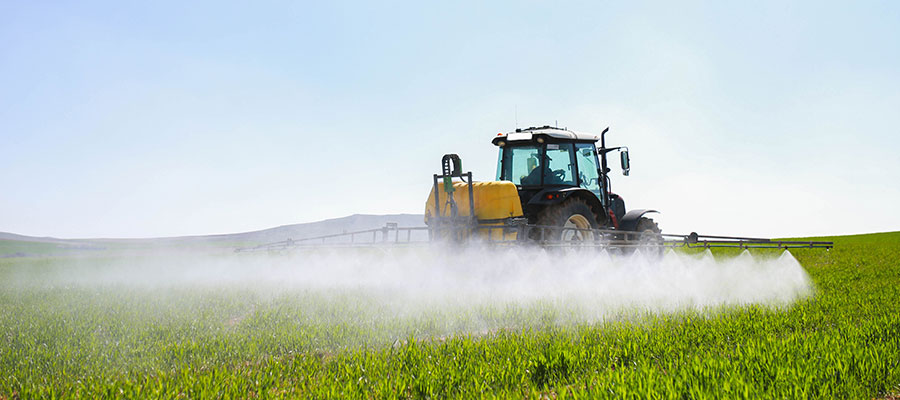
[575,143,602,199]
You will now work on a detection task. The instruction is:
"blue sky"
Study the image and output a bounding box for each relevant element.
[1,1,898,238]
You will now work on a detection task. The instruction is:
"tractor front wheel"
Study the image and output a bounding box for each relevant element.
[634,217,664,257]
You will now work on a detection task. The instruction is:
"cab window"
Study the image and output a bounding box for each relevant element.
[500,145,542,186]
[544,143,576,185]
[575,143,601,197]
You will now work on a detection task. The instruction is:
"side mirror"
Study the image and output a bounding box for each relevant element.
[620,150,630,176]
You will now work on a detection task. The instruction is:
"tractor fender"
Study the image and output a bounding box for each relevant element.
[619,209,659,231]
[526,187,608,225]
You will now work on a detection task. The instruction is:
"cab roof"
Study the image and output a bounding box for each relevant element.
[492,126,600,146]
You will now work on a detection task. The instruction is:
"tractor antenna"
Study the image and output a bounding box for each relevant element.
[515,105,518,128]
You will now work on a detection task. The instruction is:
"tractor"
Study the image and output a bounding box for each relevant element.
[424,126,662,245]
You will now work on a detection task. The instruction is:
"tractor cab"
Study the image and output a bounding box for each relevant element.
[492,126,631,228]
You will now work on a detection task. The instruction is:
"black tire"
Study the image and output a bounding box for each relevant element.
[634,217,664,257]
[533,198,600,243]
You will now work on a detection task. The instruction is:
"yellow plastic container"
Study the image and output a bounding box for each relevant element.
[424,181,524,241]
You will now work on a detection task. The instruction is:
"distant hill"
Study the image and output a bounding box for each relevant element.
[0,214,426,256]
[0,232,78,244]
[198,214,426,244]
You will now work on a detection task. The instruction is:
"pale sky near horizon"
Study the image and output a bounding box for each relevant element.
[2,1,899,239]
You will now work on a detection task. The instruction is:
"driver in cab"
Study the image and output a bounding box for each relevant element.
[520,154,565,186]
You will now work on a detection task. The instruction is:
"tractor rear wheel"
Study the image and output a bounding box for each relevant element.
[534,198,599,243]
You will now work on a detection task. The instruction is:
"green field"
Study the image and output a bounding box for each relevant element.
[1,232,898,399]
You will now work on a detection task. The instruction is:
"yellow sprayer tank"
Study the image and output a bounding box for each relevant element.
[424,180,524,240]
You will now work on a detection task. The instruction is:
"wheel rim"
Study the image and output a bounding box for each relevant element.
[639,229,664,250]
[562,215,594,242]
